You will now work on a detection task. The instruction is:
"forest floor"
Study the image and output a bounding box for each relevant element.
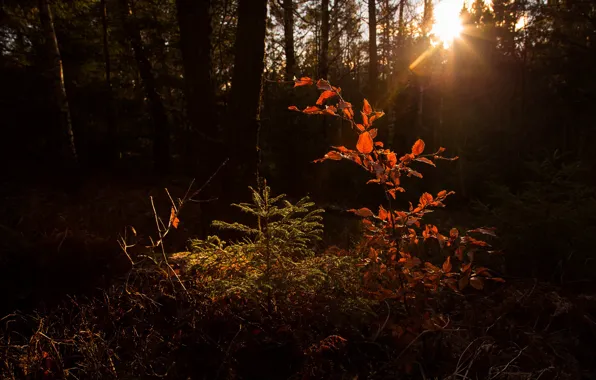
[1,177,596,379]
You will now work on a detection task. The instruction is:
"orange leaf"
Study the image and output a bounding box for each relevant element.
[442,256,452,273]
[343,107,354,120]
[470,277,484,290]
[170,207,180,229]
[363,98,373,114]
[321,105,337,116]
[303,106,321,114]
[415,157,435,166]
[489,277,506,283]
[419,192,433,207]
[369,128,378,139]
[375,141,384,147]
[324,151,342,160]
[348,207,374,217]
[438,190,447,198]
[316,79,333,91]
[369,111,385,124]
[294,77,313,87]
[412,139,425,155]
[356,131,374,154]
[356,123,365,131]
[316,90,337,105]
[450,228,459,239]
[361,112,369,127]
[288,105,300,112]
[378,206,389,221]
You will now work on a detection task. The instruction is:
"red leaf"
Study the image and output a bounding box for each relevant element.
[170,207,180,229]
[343,107,354,120]
[361,112,369,127]
[294,77,313,87]
[467,227,497,237]
[375,141,384,147]
[348,207,374,217]
[356,131,374,154]
[316,79,333,91]
[450,228,459,239]
[369,128,378,139]
[442,256,452,273]
[489,277,506,283]
[288,105,300,112]
[438,190,447,198]
[363,98,373,114]
[470,277,484,290]
[412,139,425,155]
[419,192,433,207]
[321,105,337,116]
[324,151,342,160]
[316,90,337,105]
[378,206,389,221]
[369,111,385,124]
[415,157,436,166]
[303,106,321,114]
[356,123,365,132]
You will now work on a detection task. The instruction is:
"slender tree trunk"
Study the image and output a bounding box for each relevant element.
[226,0,267,190]
[101,0,117,165]
[118,0,170,174]
[175,0,219,174]
[38,0,77,165]
[281,0,296,81]
[318,0,329,79]
[368,0,378,101]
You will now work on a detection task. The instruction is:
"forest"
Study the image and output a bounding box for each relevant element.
[1,0,596,378]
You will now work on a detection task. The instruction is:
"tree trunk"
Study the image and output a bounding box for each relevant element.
[281,0,296,81]
[175,0,219,174]
[38,0,77,166]
[226,0,267,190]
[318,0,329,79]
[368,0,378,101]
[100,0,117,165]
[118,0,170,174]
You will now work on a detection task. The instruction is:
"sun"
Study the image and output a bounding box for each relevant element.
[431,0,464,48]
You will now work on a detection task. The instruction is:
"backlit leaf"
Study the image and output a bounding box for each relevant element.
[369,128,378,139]
[316,90,337,105]
[324,151,342,160]
[369,111,385,124]
[363,98,373,114]
[316,79,333,91]
[361,112,369,127]
[294,77,313,87]
[412,139,425,155]
[442,256,452,273]
[470,277,484,290]
[419,192,433,207]
[356,123,365,131]
[415,157,436,166]
[288,105,300,112]
[170,207,180,229]
[303,106,321,114]
[348,207,374,217]
[356,131,374,154]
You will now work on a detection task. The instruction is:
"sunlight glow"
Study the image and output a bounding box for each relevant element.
[431,0,464,48]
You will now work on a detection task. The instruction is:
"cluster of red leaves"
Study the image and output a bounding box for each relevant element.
[289,77,503,304]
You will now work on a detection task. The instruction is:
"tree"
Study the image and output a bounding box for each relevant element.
[226,0,268,188]
[281,0,297,80]
[175,0,218,173]
[37,0,77,166]
[368,0,378,100]
[318,0,329,79]
[118,0,170,174]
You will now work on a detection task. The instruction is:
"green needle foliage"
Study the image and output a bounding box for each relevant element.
[182,183,361,309]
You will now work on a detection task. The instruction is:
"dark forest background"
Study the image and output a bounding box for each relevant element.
[1,0,596,378]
